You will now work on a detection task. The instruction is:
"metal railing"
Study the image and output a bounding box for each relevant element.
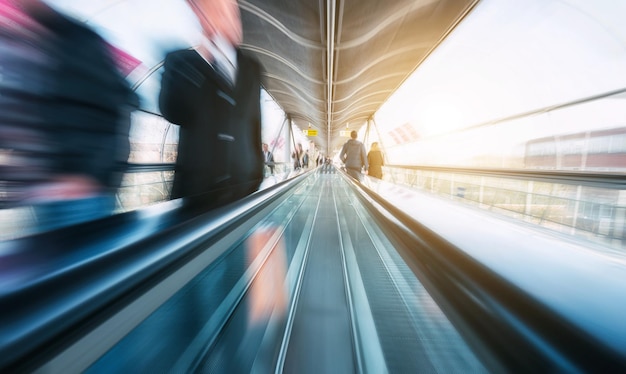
[340,167,626,372]
[0,171,311,372]
[384,165,626,249]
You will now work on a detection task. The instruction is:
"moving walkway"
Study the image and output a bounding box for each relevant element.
[1,168,625,373]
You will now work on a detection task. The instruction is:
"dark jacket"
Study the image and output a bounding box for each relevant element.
[159,48,264,204]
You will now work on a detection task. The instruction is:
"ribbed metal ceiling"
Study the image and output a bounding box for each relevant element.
[240,0,479,153]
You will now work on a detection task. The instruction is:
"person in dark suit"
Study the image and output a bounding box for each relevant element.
[291,143,304,170]
[262,143,275,175]
[159,0,264,206]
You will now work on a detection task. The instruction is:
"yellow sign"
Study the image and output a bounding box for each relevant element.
[340,130,351,137]
[303,129,318,136]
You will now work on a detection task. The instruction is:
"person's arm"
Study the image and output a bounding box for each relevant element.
[361,144,369,171]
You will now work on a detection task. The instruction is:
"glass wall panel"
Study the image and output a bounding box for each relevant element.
[371,0,626,172]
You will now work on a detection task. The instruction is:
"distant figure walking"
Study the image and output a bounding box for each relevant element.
[263,143,275,175]
[292,143,304,170]
[367,142,384,179]
[340,131,368,181]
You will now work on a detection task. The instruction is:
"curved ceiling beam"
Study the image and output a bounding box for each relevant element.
[270,98,319,115]
[266,99,325,121]
[332,72,406,104]
[267,89,325,108]
[337,0,438,50]
[334,110,378,126]
[332,90,392,115]
[334,44,429,85]
[333,101,383,119]
[262,74,325,104]
[328,115,370,131]
[239,0,323,50]
[241,44,325,84]
[290,113,321,123]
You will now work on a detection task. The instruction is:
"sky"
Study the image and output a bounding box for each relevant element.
[371,0,626,166]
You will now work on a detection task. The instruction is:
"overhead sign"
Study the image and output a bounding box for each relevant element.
[303,129,318,136]
[340,130,352,137]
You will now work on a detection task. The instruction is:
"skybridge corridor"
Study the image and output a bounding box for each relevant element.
[2,0,626,372]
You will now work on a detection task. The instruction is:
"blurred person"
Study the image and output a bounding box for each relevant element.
[262,143,274,176]
[367,142,384,179]
[159,0,264,206]
[0,0,138,233]
[244,224,288,334]
[317,151,324,167]
[291,143,303,170]
[340,130,368,181]
[158,6,265,369]
[308,141,319,168]
[302,148,309,169]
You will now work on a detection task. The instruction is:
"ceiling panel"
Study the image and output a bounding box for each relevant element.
[241,0,479,153]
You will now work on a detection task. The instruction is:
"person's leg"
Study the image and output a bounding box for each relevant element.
[346,168,362,181]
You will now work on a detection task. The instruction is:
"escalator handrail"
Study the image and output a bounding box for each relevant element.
[385,164,626,189]
[0,171,313,371]
[337,169,626,372]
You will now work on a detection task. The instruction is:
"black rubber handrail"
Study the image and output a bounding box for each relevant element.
[124,162,176,173]
[0,171,312,372]
[123,161,293,174]
[386,164,626,189]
